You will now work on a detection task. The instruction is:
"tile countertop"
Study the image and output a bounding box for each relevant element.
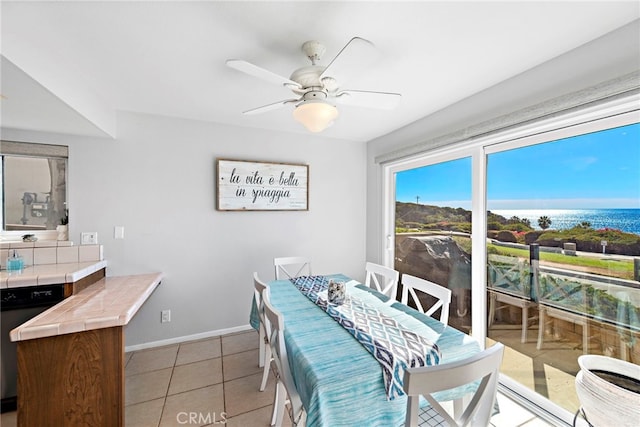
[10,272,163,342]
[0,260,108,288]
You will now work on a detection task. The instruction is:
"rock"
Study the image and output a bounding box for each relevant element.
[395,235,470,287]
[496,230,517,243]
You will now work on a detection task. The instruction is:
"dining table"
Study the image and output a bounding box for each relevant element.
[249,273,481,427]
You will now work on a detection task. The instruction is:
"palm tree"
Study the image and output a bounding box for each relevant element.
[538,215,552,230]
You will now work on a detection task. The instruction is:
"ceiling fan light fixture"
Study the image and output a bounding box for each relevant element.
[292,100,339,133]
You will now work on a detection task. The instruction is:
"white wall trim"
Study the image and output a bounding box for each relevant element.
[124,324,253,352]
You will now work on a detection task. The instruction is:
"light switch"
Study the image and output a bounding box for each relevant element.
[114,226,125,239]
[81,232,98,245]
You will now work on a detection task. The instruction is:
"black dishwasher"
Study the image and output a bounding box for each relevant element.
[1,284,66,413]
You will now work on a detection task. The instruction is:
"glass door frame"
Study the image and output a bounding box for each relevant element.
[383,144,488,346]
[380,93,640,426]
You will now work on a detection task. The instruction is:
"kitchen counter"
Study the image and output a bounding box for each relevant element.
[10,272,163,342]
[13,272,163,427]
[1,260,108,288]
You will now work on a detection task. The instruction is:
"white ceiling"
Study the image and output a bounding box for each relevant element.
[1,1,639,142]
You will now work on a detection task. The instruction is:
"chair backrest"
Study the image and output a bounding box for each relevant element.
[274,256,312,280]
[403,343,505,427]
[253,272,269,332]
[400,274,452,326]
[365,262,400,300]
[262,288,304,413]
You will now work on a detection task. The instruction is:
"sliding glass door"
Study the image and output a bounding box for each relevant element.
[393,156,473,334]
[485,120,640,415]
[383,105,639,423]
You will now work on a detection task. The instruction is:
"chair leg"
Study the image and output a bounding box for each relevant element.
[582,320,589,355]
[488,292,495,329]
[274,381,287,427]
[537,307,545,350]
[259,327,265,368]
[270,379,282,427]
[521,305,528,343]
[260,345,272,392]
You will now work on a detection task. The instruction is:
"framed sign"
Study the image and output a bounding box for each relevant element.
[216,159,309,211]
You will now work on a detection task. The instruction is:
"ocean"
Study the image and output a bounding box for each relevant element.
[491,208,640,235]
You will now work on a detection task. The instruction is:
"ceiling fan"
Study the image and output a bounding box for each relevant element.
[226,37,401,132]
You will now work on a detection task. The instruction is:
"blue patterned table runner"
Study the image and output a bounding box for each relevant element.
[291,275,441,399]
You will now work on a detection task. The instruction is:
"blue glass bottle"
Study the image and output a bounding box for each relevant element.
[6,250,24,272]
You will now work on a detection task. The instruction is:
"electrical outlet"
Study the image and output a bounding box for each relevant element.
[161,309,171,323]
[114,226,125,239]
[81,231,98,245]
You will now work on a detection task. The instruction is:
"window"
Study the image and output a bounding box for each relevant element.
[486,121,640,416]
[385,99,639,424]
[1,141,69,240]
[395,157,473,334]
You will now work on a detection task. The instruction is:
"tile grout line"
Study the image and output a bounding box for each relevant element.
[125,333,269,425]
[156,342,179,427]
[219,332,278,422]
[220,336,227,420]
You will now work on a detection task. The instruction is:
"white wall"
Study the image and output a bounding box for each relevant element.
[2,112,367,347]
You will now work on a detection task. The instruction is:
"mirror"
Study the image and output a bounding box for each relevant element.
[1,141,68,237]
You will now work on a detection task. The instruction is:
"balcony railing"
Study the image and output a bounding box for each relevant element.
[488,245,640,360]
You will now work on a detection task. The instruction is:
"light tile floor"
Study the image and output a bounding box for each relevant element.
[1,330,554,427]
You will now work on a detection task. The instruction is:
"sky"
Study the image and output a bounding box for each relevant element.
[395,122,640,210]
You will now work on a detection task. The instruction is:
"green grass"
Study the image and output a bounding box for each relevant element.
[488,244,633,279]
[397,231,635,279]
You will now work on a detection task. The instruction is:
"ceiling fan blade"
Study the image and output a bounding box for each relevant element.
[226,59,301,90]
[243,99,298,115]
[334,90,401,110]
[319,37,379,84]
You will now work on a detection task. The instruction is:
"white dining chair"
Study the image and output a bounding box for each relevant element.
[402,343,505,427]
[253,272,272,392]
[400,274,452,326]
[263,287,306,427]
[274,256,312,280]
[365,261,400,301]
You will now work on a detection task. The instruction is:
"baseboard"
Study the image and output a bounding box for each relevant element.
[124,324,254,352]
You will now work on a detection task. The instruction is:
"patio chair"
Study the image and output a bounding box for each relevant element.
[487,255,537,343]
[403,343,505,427]
[365,261,400,301]
[536,274,593,354]
[263,287,306,427]
[253,272,272,392]
[400,274,452,326]
[274,256,312,280]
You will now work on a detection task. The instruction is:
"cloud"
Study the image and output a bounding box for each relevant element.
[563,156,597,171]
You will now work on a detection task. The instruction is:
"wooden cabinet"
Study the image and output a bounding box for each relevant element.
[12,273,162,427]
[17,326,124,426]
